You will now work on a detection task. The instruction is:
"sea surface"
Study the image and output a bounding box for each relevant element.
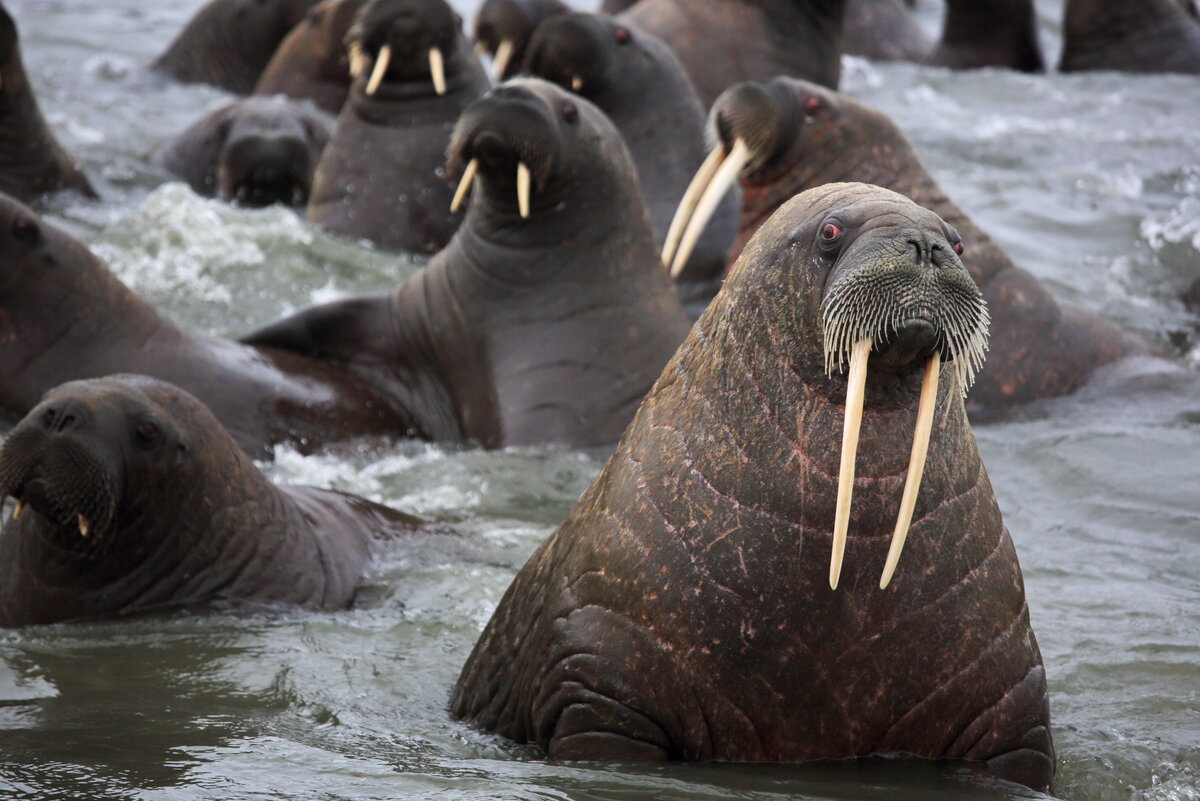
[1,1,1198,799]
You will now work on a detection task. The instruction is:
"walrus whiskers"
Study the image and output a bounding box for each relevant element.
[365,44,392,96]
[450,158,479,212]
[430,47,446,95]
[830,337,872,589]
[492,39,514,78]
[670,138,749,277]
[662,143,725,268]
[517,161,531,218]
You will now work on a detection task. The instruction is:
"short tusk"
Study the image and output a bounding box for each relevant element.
[669,138,749,278]
[879,353,940,590]
[366,44,392,96]
[348,41,365,78]
[516,161,531,219]
[474,41,487,55]
[450,158,479,213]
[12,497,25,520]
[571,75,583,92]
[492,39,514,79]
[830,338,872,590]
[663,144,725,268]
[429,47,446,95]
[78,514,90,537]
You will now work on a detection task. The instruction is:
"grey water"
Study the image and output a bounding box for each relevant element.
[1,0,1198,799]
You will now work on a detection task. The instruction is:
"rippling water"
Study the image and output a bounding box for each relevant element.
[2,1,1199,799]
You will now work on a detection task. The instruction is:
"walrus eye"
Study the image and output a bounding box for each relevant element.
[821,222,842,241]
[11,216,39,243]
[134,419,161,447]
[953,240,965,256]
[562,101,579,124]
[614,27,631,45]
[805,96,824,115]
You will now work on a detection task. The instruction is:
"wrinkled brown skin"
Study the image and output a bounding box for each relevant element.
[152,0,323,94]
[0,2,94,202]
[149,96,331,208]
[843,0,930,62]
[255,0,367,113]
[0,193,416,458]
[716,79,1144,410]
[925,0,1044,72]
[521,13,736,287]
[473,0,569,81]
[0,375,422,627]
[452,183,1054,792]
[245,80,691,449]
[617,0,847,108]
[1059,0,1200,74]
[305,0,490,254]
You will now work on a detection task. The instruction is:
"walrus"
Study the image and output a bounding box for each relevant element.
[150,96,331,208]
[1059,0,1200,75]
[617,0,848,108]
[152,0,323,94]
[521,12,736,287]
[662,78,1145,410]
[0,1,94,202]
[843,0,930,63]
[472,0,567,81]
[452,183,1054,793]
[0,191,416,457]
[254,0,368,113]
[305,0,490,254]
[0,375,423,627]
[244,79,691,448]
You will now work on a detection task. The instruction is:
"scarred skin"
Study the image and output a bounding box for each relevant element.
[452,183,1054,792]
[152,0,322,94]
[705,78,1144,410]
[617,0,847,108]
[473,0,568,81]
[254,0,368,113]
[245,79,691,449]
[0,192,416,458]
[150,96,331,208]
[1059,0,1200,74]
[522,12,736,286]
[0,2,94,202]
[0,375,422,627]
[305,0,489,254]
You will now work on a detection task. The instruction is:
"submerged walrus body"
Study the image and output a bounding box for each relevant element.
[0,375,422,627]
[663,77,1145,410]
[453,183,1053,792]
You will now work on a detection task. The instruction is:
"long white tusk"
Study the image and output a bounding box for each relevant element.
[663,144,725,268]
[879,353,940,590]
[450,158,478,213]
[78,514,90,537]
[492,39,514,78]
[516,161,531,218]
[366,44,392,96]
[12,497,25,520]
[830,337,873,590]
[669,138,749,278]
[429,47,446,95]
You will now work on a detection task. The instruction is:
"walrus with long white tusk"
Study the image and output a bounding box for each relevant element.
[306,0,489,254]
[254,0,369,113]
[452,183,1054,792]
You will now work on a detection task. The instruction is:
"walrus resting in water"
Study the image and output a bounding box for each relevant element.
[1059,0,1200,75]
[452,183,1054,792]
[0,1,95,202]
[663,77,1145,410]
[0,375,424,627]
[245,78,691,448]
[254,0,367,113]
[150,96,330,208]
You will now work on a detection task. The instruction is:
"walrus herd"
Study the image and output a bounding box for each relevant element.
[3,0,1197,794]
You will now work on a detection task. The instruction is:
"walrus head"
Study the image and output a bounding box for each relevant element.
[663,78,891,276]
[521,11,636,99]
[0,376,200,560]
[346,0,467,98]
[213,98,329,208]
[725,182,989,589]
[445,78,644,234]
[473,0,567,80]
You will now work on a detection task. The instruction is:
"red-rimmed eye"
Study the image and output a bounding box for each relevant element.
[821,222,841,240]
[614,27,631,44]
[562,100,579,123]
[12,217,39,242]
[952,241,964,256]
[805,96,823,114]
[135,420,161,445]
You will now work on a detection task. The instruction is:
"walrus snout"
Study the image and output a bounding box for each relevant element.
[473,0,567,79]
[218,132,315,207]
[522,13,611,97]
[348,0,458,95]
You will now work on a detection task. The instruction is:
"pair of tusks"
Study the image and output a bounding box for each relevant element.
[449,159,531,219]
[831,340,941,590]
[662,139,750,277]
[353,44,448,97]
[9,498,90,537]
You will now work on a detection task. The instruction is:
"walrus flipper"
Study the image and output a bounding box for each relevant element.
[239,293,395,366]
